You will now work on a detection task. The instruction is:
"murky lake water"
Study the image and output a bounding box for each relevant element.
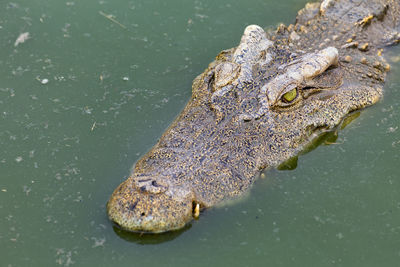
[1,0,400,266]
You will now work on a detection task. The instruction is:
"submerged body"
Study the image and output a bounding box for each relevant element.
[107,0,400,233]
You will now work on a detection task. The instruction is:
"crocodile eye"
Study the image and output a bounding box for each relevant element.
[282,88,298,103]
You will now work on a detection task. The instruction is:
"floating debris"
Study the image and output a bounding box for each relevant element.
[14,32,30,47]
[41,78,49,84]
[122,76,129,81]
[99,11,126,29]
[91,237,106,248]
[35,77,49,84]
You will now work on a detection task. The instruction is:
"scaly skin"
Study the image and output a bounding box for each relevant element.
[107,0,400,233]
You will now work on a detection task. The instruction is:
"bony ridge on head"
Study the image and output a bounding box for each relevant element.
[261,46,339,108]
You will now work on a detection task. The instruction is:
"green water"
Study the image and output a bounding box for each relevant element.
[1,0,400,266]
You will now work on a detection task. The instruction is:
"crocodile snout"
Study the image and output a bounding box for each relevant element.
[107,176,196,233]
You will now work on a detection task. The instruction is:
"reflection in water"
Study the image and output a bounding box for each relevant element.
[277,112,360,171]
[301,128,339,154]
[277,127,339,171]
[277,155,298,170]
[112,223,192,245]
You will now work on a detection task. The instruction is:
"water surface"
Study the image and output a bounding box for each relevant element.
[1,0,400,266]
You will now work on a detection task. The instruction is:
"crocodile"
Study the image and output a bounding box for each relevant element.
[107,0,400,233]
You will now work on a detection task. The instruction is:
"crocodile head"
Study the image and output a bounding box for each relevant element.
[107,0,396,233]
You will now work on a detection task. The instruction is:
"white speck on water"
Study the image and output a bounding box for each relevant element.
[23,185,31,196]
[55,248,75,266]
[73,195,83,202]
[91,237,106,248]
[195,13,209,20]
[15,156,23,163]
[55,173,62,181]
[387,126,398,133]
[392,140,400,147]
[122,76,129,81]
[14,32,30,47]
[41,78,49,84]
[83,107,92,114]
[314,215,326,224]
[54,76,66,81]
